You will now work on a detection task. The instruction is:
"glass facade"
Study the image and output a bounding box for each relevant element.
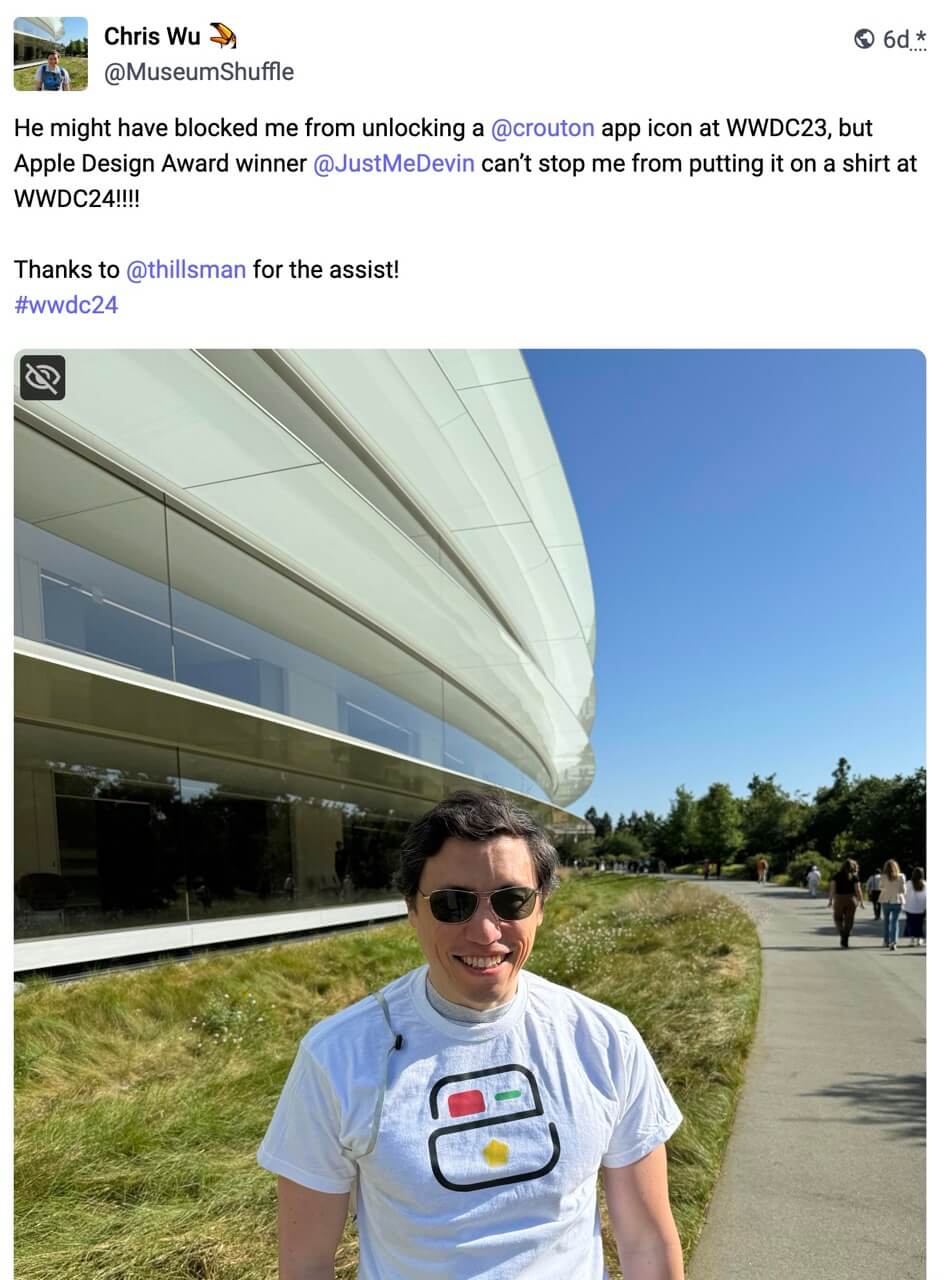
[14,423,552,802]
[14,721,431,940]
[13,367,594,957]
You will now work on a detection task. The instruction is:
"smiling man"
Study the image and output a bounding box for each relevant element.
[257,790,684,1279]
[34,49,70,90]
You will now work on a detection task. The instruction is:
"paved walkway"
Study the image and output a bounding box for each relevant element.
[685,880,925,1280]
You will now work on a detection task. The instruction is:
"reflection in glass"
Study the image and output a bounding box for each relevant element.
[14,724,184,938]
[14,722,439,940]
[14,516,174,678]
[177,754,423,921]
[15,421,558,808]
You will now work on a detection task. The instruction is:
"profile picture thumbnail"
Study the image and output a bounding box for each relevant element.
[13,16,87,91]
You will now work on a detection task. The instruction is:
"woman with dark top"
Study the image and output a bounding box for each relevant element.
[828,858,864,948]
[902,867,926,946]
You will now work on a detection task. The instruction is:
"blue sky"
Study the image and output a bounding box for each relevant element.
[525,349,925,820]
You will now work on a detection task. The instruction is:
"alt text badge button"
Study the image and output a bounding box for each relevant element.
[20,355,66,400]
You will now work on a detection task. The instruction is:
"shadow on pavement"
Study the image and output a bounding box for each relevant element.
[761,945,874,952]
[799,1072,926,1144]
[761,915,910,950]
[761,945,851,951]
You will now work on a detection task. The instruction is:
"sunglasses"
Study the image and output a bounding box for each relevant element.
[418,885,539,924]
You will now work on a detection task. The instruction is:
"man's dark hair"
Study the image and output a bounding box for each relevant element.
[395,789,559,904]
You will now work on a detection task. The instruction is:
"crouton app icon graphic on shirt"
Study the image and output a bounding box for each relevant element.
[428,1064,560,1191]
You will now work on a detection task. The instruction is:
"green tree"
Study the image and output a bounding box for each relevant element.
[741,773,806,865]
[661,786,697,865]
[597,831,645,863]
[624,809,663,853]
[803,756,855,855]
[582,807,613,841]
[848,767,926,871]
[696,783,744,864]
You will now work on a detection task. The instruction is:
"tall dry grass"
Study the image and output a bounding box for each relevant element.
[15,876,759,1278]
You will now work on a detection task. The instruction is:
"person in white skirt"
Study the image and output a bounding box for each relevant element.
[903,868,926,946]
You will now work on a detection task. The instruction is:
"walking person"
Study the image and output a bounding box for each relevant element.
[702,858,710,880]
[879,859,907,950]
[865,868,883,919]
[827,858,864,948]
[902,867,926,947]
[756,857,768,884]
[806,864,822,897]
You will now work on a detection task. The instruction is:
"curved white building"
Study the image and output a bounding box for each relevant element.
[14,350,595,971]
[14,16,65,64]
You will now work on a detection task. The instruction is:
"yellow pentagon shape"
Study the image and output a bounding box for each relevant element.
[482,1138,509,1168]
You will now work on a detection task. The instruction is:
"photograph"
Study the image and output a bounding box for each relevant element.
[13,15,87,91]
[13,348,925,1279]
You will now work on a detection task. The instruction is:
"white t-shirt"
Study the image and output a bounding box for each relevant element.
[904,883,927,913]
[258,965,682,1279]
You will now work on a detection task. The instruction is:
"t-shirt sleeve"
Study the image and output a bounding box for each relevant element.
[601,1025,683,1168]
[256,1038,357,1194]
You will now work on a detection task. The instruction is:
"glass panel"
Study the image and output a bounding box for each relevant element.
[452,523,578,645]
[14,420,139,524]
[442,683,552,800]
[291,349,465,433]
[437,414,530,529]
[288,351,529,530]
[14,415,573,811]
[457,379,585,547]
[14,723,184,938]
[14,515,173,678]
[177,752,433,919]
[166,510,447,767]
[15,424,174,676]
[49,350,320,488]
[14,714,583,946]
[548,543,596,653]
[530,637,597,730]
[178,465,542,727]
[202,350,434,547]
[433,350,529,390]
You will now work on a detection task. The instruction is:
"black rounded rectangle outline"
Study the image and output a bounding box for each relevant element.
[428,1119,560,1192]
[429,1063,539,1120]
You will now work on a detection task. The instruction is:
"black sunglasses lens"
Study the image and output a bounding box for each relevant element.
[491,887,537,920]
[429,890,477,923]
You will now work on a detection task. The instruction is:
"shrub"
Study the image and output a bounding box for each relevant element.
[596,832,645,862]
[785,853,841,887]
[189,989,271,1054]
[744,854,778,880]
